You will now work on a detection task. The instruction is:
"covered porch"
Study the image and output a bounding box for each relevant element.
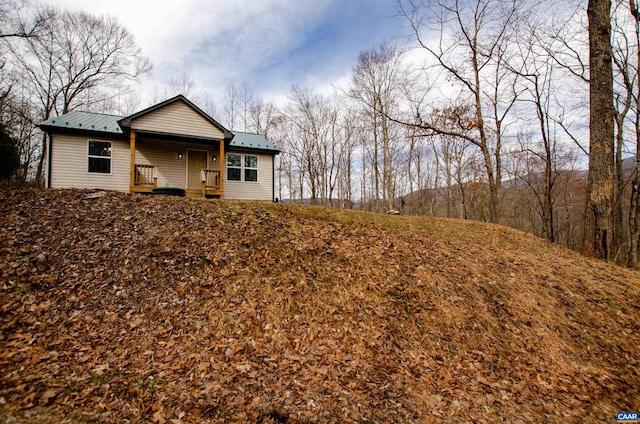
[128,131,225,198]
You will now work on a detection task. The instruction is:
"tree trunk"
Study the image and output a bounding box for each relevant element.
[445,149,453,218]
[629,178,640,267]
[628,0,640,268]
[614,114,626,262]
[35,133,47,187]
[583,0,615,260]
[471,43,500,224]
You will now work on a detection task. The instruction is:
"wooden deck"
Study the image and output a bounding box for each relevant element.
[131,187,223,199]
[130,164,223,199]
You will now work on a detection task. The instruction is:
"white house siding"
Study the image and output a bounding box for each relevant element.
[49,134,272,199]
[223,152,274,200]
[130,101,225,140]
[50,134,130,191]
[135,138,220,188]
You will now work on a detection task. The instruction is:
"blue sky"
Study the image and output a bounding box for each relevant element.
[47,0,406,102]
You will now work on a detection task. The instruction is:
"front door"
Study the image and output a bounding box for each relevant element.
[187,150,208,189]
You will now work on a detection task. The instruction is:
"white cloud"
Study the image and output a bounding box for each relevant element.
[44,0,404,106]
[45,0,194,53]
[181,1,334,92]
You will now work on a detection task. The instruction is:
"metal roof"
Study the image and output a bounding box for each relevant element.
[39,110,280,153]
[229,131,280,153]
[39,111,124,135]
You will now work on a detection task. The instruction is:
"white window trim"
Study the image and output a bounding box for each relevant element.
[87,139,112,174]
[226,153,258,182]
[227,153,242,181]
[244,154,258,182]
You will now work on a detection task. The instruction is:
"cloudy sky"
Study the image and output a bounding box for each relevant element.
[47,0,407,103]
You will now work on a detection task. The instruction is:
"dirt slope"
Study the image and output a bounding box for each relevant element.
[1,189,639,423]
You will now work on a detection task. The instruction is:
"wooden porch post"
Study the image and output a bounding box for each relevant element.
[219,139,224,198]
[129,131,136,190]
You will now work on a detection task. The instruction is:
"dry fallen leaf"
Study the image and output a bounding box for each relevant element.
[152,406,166,424]
[40,389,58,405]
[0,188,638,423]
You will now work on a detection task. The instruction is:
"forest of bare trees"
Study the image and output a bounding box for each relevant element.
[0,0,150,184]
[1,0,639,266]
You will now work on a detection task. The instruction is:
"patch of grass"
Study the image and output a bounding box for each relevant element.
[141,376,160,394]
[603,298,619,311]
[386,287,413,314]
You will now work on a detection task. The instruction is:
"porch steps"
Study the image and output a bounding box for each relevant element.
[185,189,223,199]
[186,189,203,199]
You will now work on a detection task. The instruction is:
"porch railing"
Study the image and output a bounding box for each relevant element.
[134,164,157,187]
[200,169,220,190]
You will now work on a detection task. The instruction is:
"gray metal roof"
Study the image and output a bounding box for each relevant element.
[39,110,280,154]
[39,111,124,135]
[229,131,280,153]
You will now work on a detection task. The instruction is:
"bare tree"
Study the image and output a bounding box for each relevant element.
[338,109,357,207]
[583,0,615,260]
[627,0,640,267]
[169,72,199,101]
[505,23,563,242]
[609,0,637,263]
[425,106,475,218]
[149,72,206,111]
[238,82,255,132]
[0,1,47,181]
[221,81,255,131]
[0,0,45,39]
[282,86,354,206]
[285,85,324,203]
[349,43,406,212]
[222,83,240,130]
[2,5,151,184]
[249,98,282,138]
[398,0,518,223]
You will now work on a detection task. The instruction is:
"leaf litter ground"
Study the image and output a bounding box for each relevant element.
[0,189,639,423]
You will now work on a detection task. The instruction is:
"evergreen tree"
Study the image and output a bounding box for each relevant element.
[0,123,20,180]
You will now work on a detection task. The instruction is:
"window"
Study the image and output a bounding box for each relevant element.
[244,155,258,182]
[227,153,241,181]
[226,153,258,182]
[88,140,111,173]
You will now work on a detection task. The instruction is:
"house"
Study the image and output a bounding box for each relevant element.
[38,95,280,200]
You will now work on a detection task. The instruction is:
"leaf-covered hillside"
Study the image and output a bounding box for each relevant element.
[1,189,639,423]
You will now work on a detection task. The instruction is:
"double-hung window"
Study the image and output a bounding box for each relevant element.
[88,140,112,174]
[244,155,258,182]
[226,153,258,182]
[227,153,242,181]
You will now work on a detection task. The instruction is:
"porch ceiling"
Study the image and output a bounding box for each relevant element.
[134,130,222,146]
